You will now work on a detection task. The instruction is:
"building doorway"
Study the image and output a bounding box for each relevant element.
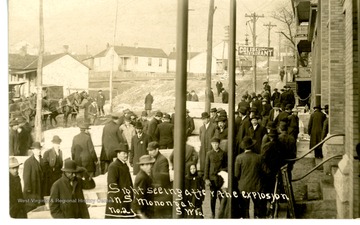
[297,81,311,107]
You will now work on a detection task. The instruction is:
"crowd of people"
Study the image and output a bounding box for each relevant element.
[9,80,331,219]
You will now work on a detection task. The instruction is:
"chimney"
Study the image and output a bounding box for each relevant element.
[63,45,69,53]
[134,43,138,48]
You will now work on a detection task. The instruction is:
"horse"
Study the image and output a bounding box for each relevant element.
[42,98,63,128]
[60,92,84,127]
[9,95,36,123]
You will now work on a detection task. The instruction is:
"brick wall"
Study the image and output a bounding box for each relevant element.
[329,0,345,134]
[343,0,359,218]
[321,0,330,105]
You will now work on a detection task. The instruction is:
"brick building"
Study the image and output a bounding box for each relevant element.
[292,0,359,218]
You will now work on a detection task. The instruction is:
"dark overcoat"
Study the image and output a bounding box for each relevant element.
[236,116,251,154]
[132,170,154,218]
[18,122,33,156]
[144,93,154,110]
[235,151,262,193]
[222,90,229,103]
[130,133,152,175]
[23,155,45,212]
[199,122,217,172]
[10,173,27,218]
[101,121,124,161]
[71,132,97,172]
[288,114,300,140]
[308,110,326,149]
[169,144,198,174]
[186,115,195,137]
[96,93,105,107]
[49,174,90,218]
[105,159,134,218]
[147,118,160,141]
[43,148,63,196]
[247,125,267,154]
[9,128,19,156]
[155,121,174,149]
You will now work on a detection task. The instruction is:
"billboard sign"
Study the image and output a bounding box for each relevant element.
[238,46,274,56]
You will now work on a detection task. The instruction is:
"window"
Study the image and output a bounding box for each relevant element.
[159,58,162,67]
[135,57,138,65]
[148,58,152,66]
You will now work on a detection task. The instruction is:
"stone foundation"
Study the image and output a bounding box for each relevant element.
[322,135,345,175]
[334,154,351,218]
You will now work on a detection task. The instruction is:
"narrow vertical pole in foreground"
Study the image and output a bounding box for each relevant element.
[173,0,188,219]
[227,0,236,218]
[205,0,215,113]
[35,0,44,142]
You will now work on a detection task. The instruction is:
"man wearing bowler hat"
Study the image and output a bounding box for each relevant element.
[43,135,64,196]
[132,155,155,219]
[147,141,172,218]
[248,115,267,154]
[308,105,326,158]
[155,113,174,149]
[96,90,106,116]
[23,141,45,213]
[9,119,19,156]
[185,109,195,137]
[204,137,227,218]
[271,88,280,107]
[235,136,265,218]
[49,159,90,218]
[147,111,163,141]
[209,108,218,125]
[105,143,135,218]
[71,123,98,179]
[236,107,251,155]
[130,122,153,175]
[9,157,27,218]
[199,112,217,175]
[138,111,149,132]
[101,112,126,174]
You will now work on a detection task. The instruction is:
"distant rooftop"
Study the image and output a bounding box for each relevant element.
[94,45,168,58]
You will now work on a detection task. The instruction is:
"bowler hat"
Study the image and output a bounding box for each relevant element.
[238,107,247,115]
[30,142,42,149]
[137,155,155,165]
[155,111,163,117]
[280,89,285,92]
[268,128,279,137]
[147,141,159,151]
[240,137,257,150]
[263,81,268,85]
[219,110,227,117]
[210,108,217,113]
[163,114,171,120]
[51,135,62,144]
[98,90,102,92]
[201,112,210,119]
[9,157,22,168]
[111,112,121,119]
[135,122,143,129]
[141,111,148,117]
[113,143,128,153]
[217,108,224,112]
[274,88,278,91]
[79,123,90,130]
[216,116,227,122]
[210,137,220,143]
[61,159,84,173]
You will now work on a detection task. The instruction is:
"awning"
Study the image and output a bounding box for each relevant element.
[9,69,36,74]
[296,0,311,23]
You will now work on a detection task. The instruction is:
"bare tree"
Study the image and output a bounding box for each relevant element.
[271,6,296,50]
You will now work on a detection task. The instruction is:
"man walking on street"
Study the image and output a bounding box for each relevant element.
[144,92,154,116]
[9,157,27,218]
[199,112,217,175]
[96,90,106,116]
[308,105,327,158]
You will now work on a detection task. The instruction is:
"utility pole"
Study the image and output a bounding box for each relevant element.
[245,12,264,93]
[35,0,44,142]
[223,26,229,73]
[276,31,281,75]
[205,0,216,113]
[109,0,119,113]
[263,22,276,82]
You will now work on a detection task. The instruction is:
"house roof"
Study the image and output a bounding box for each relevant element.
[93,45,168,58]
[9,53,91,71]
[168,52,200,60]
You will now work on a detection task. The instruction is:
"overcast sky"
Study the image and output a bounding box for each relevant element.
[8,0,291,55]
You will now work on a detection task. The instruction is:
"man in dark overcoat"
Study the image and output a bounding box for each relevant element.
[155,113,174,149]
[17,116,33,156]
[43,135,63,196]
[144,92,154,115]
[185,109,195,137]
[204,137,227,218]
[147,141,172,218]
[96,90,105,116]
[49,159,90,218]
[209,108,218,125]
[278,123,297,181]
[71,124,98,178]
[221,88,229,104]
[100,113,125,174]
[9,120,19,156]
[169,140,199,176]
[130,122,153,175]
[247,115,267,154]
[138,111,149,133]
[236,107,251,155]
[216,80,223,96]
[9,157,27,218]
[271,88,281,107]
[288,108,300,141]
[105,144,135,218]
[147,111,162,141]
[199,112,217,174]
[235,137,265,218]
[23,142,45,212]
[132,155,155,219]
[308,105,327,158]
[238,95,250,112]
